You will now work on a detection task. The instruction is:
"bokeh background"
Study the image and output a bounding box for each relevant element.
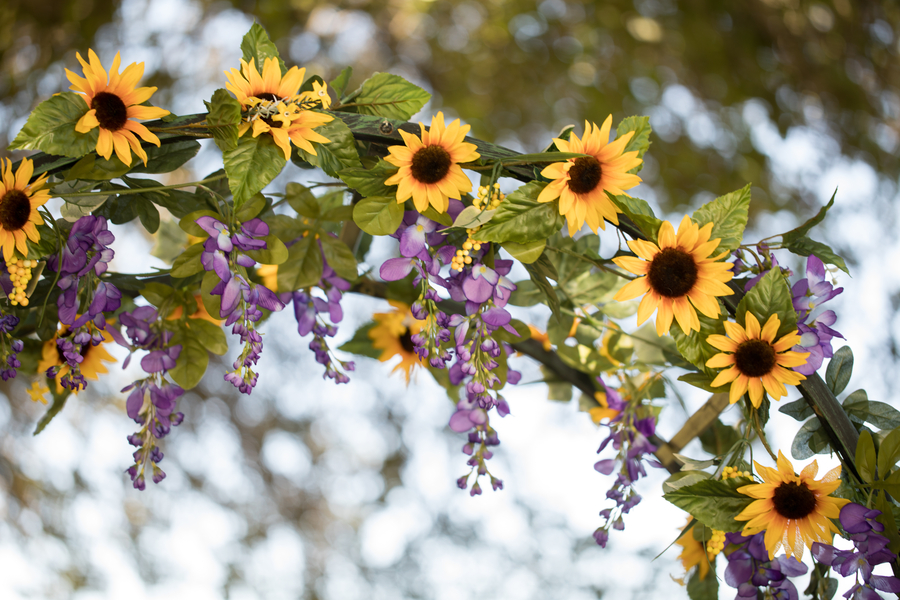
[2,1,900,598]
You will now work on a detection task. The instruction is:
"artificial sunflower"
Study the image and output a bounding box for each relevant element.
[0,158,50,262]
[612,216,735,336]
[706,313,809,407]
[735,451,849,560]
[38,325,117,394]
[675,522,711,581]
[224,57,332,159]
[536,116,642,236]
[384,112,481,214]
[368,301,426,383]
[67,50,170,166]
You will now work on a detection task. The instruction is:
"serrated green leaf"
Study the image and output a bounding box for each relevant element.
[338,323,381,359]
[170,243,205,278]
[737,268,797,339]
[779,398,814,422]
[240,23,286,75]
[330,66,353,99]
[616,116,652,174]
[502,240,546,264]
[338,161,397,197]
[473,181,565,244]
[319,235,357,280]
[344,72,431,120]
[129,140,202,175]
[187,318,228,355]
[295,117,361,177]
[277,235,323,291]
[9,92,98,157]
[169,331,209,389]
[782,235,849,274]
[610,194,662,242]
[223,134,286,209]
[671,310,727,376]
[825,346,853,396]
[353,195,403,235]
[691,185,750,252]
[204,88,241,153]
[663,477,754,532]
[782,191,836,245]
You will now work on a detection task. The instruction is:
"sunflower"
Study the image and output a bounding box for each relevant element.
[37,325,117,394]
[67,50,170,166]
[706,313,809,408]
[384,112,481,214]
[675,522,711,581]
[735,451,849,560]
[612,216,735,336]
[368,301,426,383]
[224,57,332,159]
[537,116,643,236]
[0,158,50,262]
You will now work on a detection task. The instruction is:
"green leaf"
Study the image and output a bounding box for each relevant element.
[662,470,713,493]
[338,323,381,359]
[615,116,652,174]
[321,205,354,223]
[353,196,403,236]
[857,430,877,483]
[501,240,546,264]
[129,140,202,175]
[782,235,849,274]
[135,196,160,233]
[493,319,530,344]
[878,429,900,478]
[782,190,836,245]
[843,389,870,424]
[671,310,727,376]
[791,418,829,460]
[140,282,176,308]
[319,235,357,281]
[171,243,205,278]
[473,181,565,244]
[678,372,721,393]
[235,193,267,222]
[245,234,288,265]
[420,205,453,226]
[663,477,755,532]
[686,564,718,600]
[65,153,131,180]
[240,23,286,74]
[278,235,323,291]
[865,402,900,430]
[295,117,362,177]
[33,390,71,435]
[524,253,560,316]
[344,72,431,120]
[223,134,286,210]
[779,398,814,422]
[330,66,353,99]
[200,270,223,318]
[825,346,853,396]
[9,92,98,157]
[284,182,319,218]
[736,268,797,339]
[187,319,228,355]
[874,492,900,553]
[179,210,221,237]
[610,194,662,243]
[204,89,241,153]
[338,161,397,197]
[169,331,209,390]
[691,184,751,252]
[698,419,742,457]
[508,279,543,307]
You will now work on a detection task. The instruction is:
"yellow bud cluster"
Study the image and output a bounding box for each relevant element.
[706,529,726,559]
[7,258,37,306]
[473,183,504,211]
[721,466,752,479]
[451,184,504,271]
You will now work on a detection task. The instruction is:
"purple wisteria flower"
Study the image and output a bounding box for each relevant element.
[725,531,807,600]
[812,503,900,600]
[791,255,845,375]
[0,313,22,380]
[739,244,793,292]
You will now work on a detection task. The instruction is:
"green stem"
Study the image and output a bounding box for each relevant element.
[53,174,226,198]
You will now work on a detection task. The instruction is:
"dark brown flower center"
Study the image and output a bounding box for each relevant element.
[647,248,698,298]
[399,329,416,354]
[256,93,279,102]
[410,145,452,184]
[0,189,32,232]
[91,91,128,131]
[734,339,777,378]
[771,480,817,519]
[567,156,603,195]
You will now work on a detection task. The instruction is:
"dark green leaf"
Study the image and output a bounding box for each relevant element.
[130,140,202,175]
[663,477,755,532]
[610,194,662,242]
[678,372,720,393]
[240,23,286,74]
[319,235,357,281]
[473,181,565,244]
[691,184,751,252]
[353,196,403,236]
[524,254,560,316]
[791,418,828,460]
[187,319,228,355]
[615,116,652,174]
[140,282,176,308]
[686,564,718,600]
[737,268,797,339]
[33,390,71,435]
[338,161,397,197]
[9,92,98,157]
[825,346,853,396]
[223,134,286,209]
[169,331,209,390]
[295,117,362,178]
[338,323,381,359]
[782,190,836,245]
[508,279,544,307]
[698,419,742,457]
[278,235,323,291]
[779,398,814,422]
[284,182,319,218]
[865,402,900,430]
[65,153,131,180]
[171,243,205,278]
[782,235,849,274]
[135,196,160,233]
[203,89,242,153]
[875,492,900,553]
[344,72,431,120]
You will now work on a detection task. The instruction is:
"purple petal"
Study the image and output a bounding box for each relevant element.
[448,409,474,432]
[379,257,416,281]
[594,459,616,475]
[399,224,427,257]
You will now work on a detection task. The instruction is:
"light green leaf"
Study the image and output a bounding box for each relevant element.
[501,240,546,264]
[295,117,362,177]
[200,270,223,318]
[453,206,496,229]
[240,23,286,74]
[65,153,131,180]
[284,182,319,218]
[878,428,900,478]
[223,134,286,209]
[615,116,652,174]
[691,184,751,252]
[338,160,397,197]
[473,181,565,244]
[737,268,797,339]
[344,72,431,120]
[187,319,228,356]
[610,194,662,243]
[245,234,288,265]
[170,331,209,390]
[330,66,353,99]
[856,429,877,483]
[235,193,267,222]
[353,196,403,235]
[9,92,98,157]
[204,89,241,153]
[319,235,358,281]
[170,243,205,278]
[277,235,323,291]
[663,477,755,532]
[671,311,727,376]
